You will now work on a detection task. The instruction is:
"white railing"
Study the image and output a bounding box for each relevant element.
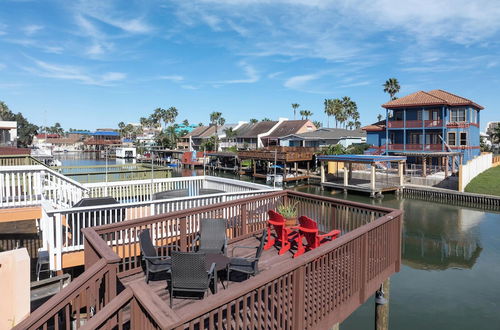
[0,165,88,208]
[43,188,280,270]
[83,176,270,203]
[459,153,492,192]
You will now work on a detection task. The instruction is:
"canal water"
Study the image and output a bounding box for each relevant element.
[55,154,500,329]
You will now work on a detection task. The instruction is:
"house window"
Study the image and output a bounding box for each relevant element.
[393,111,403,120]
[409,133,421,144]
[460,132,467,146]
[448,132,456,146]
[417,110,422,121]
[470,109,477,124]
[450,108,466,122]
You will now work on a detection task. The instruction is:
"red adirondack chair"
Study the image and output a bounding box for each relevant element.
[264,210,299,255]
[294,216,341,258]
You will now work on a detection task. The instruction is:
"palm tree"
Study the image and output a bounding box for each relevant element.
[210,111,225,151]
[313,121,322,129]
[377,114,383,122]
[300,110,313,119]
[341,97,358,129]
[291,103,300,120]
[152,108,167,130]
[383,78,400,101]
[165,107,178,126]
[324,99,332,128]
[261,118,271,121]
[182,119,189,127]
[249,118,258,124]
[224,127,238,147]
[331,98,344,128]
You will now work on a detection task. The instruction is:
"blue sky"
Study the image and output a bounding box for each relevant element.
[0,0,499,131]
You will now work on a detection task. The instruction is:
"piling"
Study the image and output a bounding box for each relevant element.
[375,278,390,330]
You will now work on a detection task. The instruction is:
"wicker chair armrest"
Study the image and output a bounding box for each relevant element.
[207,262,216,278]
[191,235,200,252]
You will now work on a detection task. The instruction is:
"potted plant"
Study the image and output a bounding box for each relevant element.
[277,201,298,227]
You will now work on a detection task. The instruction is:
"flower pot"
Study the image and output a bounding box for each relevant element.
[285,217,297,227]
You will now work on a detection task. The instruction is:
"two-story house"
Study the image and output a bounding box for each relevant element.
[364,90,483,165]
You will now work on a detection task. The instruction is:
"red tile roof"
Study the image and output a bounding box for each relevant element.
[362,120,386,132]
[382,90,484,110]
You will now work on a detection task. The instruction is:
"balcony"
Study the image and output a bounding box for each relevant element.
[387,120,443,129]
[16,191,402,330]
[388,144,443,151]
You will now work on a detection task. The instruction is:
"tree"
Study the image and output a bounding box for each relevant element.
[341,97,359,129]
[209,111,225,151]
[261,118,271,122]
[224,127,238,148]
[182,119,189,126]
[0,100,38,147]
[383,78,400,101]
[331,98,344,128]
[313,121,322,129]
[491,125,500,144]
[249,118,258,124]
[198,122,204,127]
[165,107,178,126]
[291,103,300,120]
[377,114,383,122]
[300,110,313,119]
[324,99,332,128]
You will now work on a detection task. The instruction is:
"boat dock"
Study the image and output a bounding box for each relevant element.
[238,147,314,184]
[318,154,407,197]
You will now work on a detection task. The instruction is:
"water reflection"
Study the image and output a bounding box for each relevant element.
[293,184,485,271]
[401,200,483,270]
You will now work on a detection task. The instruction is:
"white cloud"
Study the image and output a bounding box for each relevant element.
[74,1,152,34]
[216,62,259,84]
[284,73,323,90]
[4,38,64,54]
[159,75,184,82]
[22,24,44,36]
[24,58,127,86]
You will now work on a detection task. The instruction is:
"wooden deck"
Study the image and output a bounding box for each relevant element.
[120,235,292,310]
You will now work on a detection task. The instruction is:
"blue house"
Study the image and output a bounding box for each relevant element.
[363,90,484,168]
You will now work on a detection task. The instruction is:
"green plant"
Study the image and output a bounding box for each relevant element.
[277,201,298,219]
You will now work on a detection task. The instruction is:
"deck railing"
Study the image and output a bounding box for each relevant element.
[0,155,45,166]
[43,187,278,270]
[16,190,402,329]
[0,165,87,208]
[83,175,272,203]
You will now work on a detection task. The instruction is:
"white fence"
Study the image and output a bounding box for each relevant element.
[459,153,492,192]
[0,165,87,208]
[42,188,279,270]
[83,176,271,203]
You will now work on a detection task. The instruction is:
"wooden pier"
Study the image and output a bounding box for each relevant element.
[318,155,407,197]
[238,147,314,183]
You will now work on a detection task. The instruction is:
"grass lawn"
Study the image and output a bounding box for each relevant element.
[464,165,500,196]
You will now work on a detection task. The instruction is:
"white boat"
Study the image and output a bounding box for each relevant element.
[266,174,283,185]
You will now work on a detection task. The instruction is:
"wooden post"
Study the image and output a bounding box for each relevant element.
[291,266,305,330]
[370,163,376,191]
[343,164,349,186]
[452,155,456,173]
[445,156,449,177]
[294,162,298,176]
[320,162,326,184]
[422,157,427,177]
[375,278,391,330]
[252,159,256,177]
[348,162,353,180]
[398,161,404,186]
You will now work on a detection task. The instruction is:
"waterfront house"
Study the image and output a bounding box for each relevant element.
[260,119,316,146]
[83,130,121,151]
[364,90,483,165]
[280,127,366,148]
[0,120,17,147]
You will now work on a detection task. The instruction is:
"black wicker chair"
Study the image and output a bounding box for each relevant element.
[192,218,228,255]
[139,229,177,283]
[168,251,216,307]
[227,229,267,285]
